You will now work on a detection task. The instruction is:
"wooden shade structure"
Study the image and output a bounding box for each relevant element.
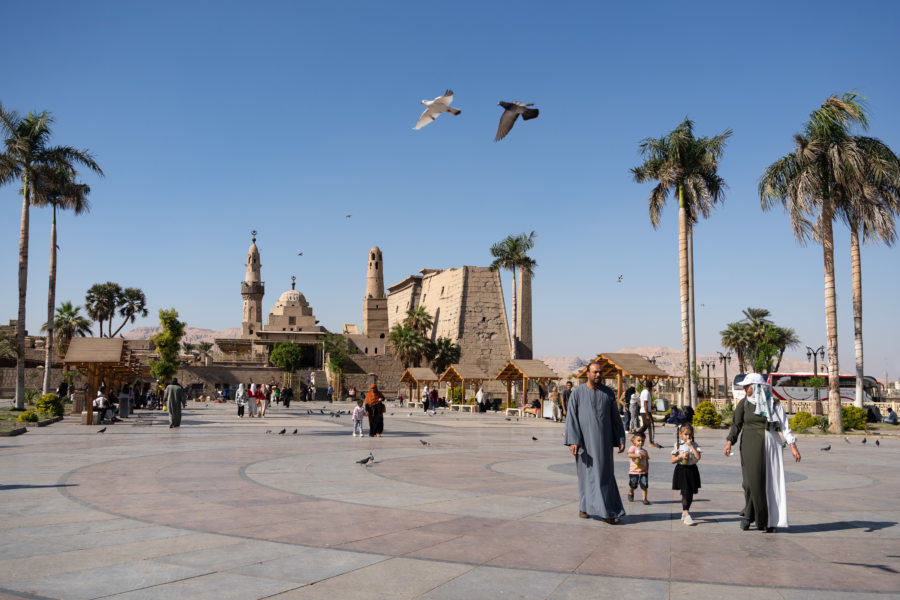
[399,367,439,404]
[63,338,150,425]
[438,364,489,404]
[493,359,560,412]
[574,353,672,407]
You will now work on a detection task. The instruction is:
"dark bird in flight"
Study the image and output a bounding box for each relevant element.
[414,89,462,130]
[357,452,374,466]
[292,429,298,434]
[97,427,106,433]
[297,252,303,256]
[495,101,540,141]
[345,214,352,218]
[420,439,430,446]
[820,445,831,451]
[278,428,286,435]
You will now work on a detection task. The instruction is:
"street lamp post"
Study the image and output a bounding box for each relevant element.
[805,345,825,405]
[716,351,732,400]
[700,361,715,398]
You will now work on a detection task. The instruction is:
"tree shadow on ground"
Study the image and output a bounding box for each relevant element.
[833,561,898,574]
[785,520,897,534]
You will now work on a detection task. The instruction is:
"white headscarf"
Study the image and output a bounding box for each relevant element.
[741,373,776,423]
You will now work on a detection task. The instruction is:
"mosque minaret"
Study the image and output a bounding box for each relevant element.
[241,230,264,338]
[362,246,388,339]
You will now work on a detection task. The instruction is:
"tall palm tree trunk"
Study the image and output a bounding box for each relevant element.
[15,181,30,410]
[849,221,864,408]
[42,205,58,395]
[678,187,690,407]
[687,221,698,407]
[510,268,518,359]
[822,214,843,433]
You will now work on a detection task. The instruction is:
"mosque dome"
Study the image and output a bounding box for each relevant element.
[277,289,305,305]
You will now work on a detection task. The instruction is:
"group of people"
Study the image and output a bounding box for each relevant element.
[351,383,386,437]
[233,383,296,417]
[565,362,802,532]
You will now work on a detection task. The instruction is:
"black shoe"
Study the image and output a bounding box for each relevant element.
[578,511,589,519]
[643,499,651,505]
[740,519,750,531]
[764,527,776,533]
[627,494,634,502]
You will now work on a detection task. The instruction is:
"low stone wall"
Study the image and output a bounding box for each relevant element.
[0,367,65,399]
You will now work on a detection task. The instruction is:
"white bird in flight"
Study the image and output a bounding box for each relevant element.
[495,101,539,141]
[414,90,461,130]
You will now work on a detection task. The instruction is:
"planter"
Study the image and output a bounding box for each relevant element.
[37,416,64,427]
[0,426,28,437]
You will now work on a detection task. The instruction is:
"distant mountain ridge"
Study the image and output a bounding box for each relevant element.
[123,326,241,344]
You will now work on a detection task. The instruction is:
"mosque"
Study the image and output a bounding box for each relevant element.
[214,232,530,388]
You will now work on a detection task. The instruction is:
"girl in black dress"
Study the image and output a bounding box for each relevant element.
[671,423,702,525]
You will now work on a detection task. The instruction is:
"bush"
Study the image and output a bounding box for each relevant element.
[841,406,867,430]
[693,401,722,428]
[24,389,40,404]
[17,410,38,423]
[720,402,734,421]
[35,393,64,417]
[790,411,821,432]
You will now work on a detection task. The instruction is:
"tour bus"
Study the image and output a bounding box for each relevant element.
[731,373,883,404]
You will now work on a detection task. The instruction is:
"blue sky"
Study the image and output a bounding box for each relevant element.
[2,0,899,379]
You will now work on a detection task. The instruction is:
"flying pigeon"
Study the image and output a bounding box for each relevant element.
[292,429,298,434]
[97,427,106,433]
[297,252,303,256]
[844,437,851,444]
[420,439,430,446]
[357,452,374,466]
[820,444,831,451]
[278,428,286,435]
[345,214,351,218]
[861,437,867,445]
[495,101,540,141]
[414,90,461,130]
[617,275,623,283]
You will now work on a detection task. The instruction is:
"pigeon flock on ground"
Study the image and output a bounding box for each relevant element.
[413,89,540,141]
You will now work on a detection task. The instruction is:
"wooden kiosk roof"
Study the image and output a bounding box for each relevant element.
[63,338,149,425]
[439,364,489,384]
[574,353,671,380]
[399,367,439,385]
[493,359,560,382]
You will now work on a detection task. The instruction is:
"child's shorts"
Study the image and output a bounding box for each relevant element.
[629,473,648,490]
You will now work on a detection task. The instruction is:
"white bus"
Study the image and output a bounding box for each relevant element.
[731,373,883,404]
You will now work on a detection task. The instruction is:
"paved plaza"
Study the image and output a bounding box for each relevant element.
[1,400,898,600]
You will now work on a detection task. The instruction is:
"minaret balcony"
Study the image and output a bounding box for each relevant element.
[241,281,265,294]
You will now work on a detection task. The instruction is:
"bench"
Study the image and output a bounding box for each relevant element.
[408,402,424,409]
[505,408,521,417]
[451,404,475,412]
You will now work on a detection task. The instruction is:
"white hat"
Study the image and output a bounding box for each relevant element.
[738,373,766,386]
[631,393,639,400]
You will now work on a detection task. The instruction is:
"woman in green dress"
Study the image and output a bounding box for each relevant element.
[723,373,801,532]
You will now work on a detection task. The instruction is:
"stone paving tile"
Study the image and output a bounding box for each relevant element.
[152,539,308,571]
[669,581,783,599]
[229,547,387,584]
[5,561,208,600]
[101,572,301,600]
[263,557,473,599]
[419,565,567,599]
[548,573,669,599]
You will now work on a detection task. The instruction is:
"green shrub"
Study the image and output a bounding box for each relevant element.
[17,410,38,423]
[789,410,828,432]
[35,393,64,417]
[841,406,867,430]
[720,402,734,421]
[693,401,722,428]
[24,389,40,404]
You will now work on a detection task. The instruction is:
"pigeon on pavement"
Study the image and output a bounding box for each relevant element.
[532,436,538,441]
[875,439,880,447]
[357,452,374,466]
[861,437,867,444]
[278,428,286,435]
[495,101,539,141]
[292,429,298,434]
[420,439,430,446]
[820,444,831,451]
[844,437,851,444]
[414,90,461,130]
[97,427,106,433]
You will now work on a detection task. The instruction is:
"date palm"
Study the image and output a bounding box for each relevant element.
[388,323,427,368]
[426,337,461,375]
[403,306,434,337]
[30,165,91,393]
[760,93,872,432]
[632,118,731,407]
[489,231,537,359]
[0,103,102,409]
[720,322,750,373]
[110,287,148,337]
[42,301,92,359]
[85,282,122,337]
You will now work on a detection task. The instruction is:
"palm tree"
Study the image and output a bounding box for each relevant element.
[632,118,731,407]
[110,287,148,337]
[760,93,874,432]
[388,323,428,368]
[30,165,91,393]
[42,301,92,359]
[0,104,102,409]
[489,231,537,359]
[837,138,900,406]
[720,322,750,373]
[85,282,122,337]
[426,337,461,375]
[770,326,801,372]
[403,306,434,337]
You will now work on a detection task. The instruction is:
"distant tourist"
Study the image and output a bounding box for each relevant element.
[164,377,184,428]
[236,383,247,418]
[327,384,334,403]
[352,398,366,437]
[365,383,385,437]
[564,361,626,523]
[637,382,662,448]
[247,383,258,417]
[562,381,573,417]
[282,386,293,408]
[885,408,898,425]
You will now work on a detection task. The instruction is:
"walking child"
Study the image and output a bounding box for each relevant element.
[627,432,651,505]
[352,398,365,437]
[671,423,702,525]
